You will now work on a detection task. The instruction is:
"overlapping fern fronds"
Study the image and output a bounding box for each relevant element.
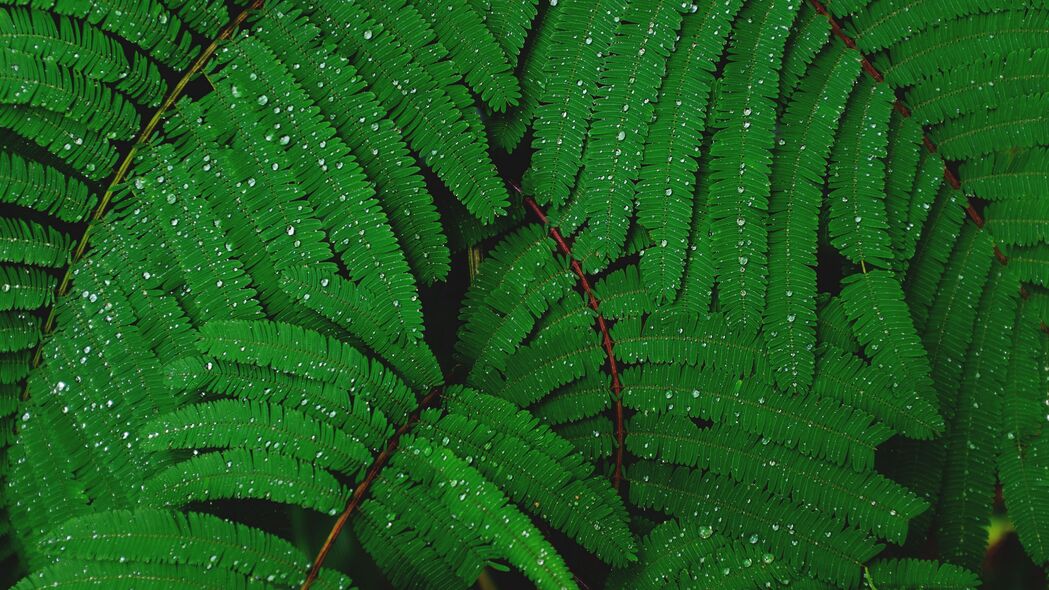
[1,0,1047,589]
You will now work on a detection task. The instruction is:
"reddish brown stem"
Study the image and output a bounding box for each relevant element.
[301,389,442,590]
[521,195,625,490]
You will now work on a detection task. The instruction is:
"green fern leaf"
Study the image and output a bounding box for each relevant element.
[526,0,624,207]
[707,0,800,333]
[840,270,936,408]
[636,0,739,302]
[572,0,684,268]
[36,509,351,589]
[766,45,859,392]
[864,558,980,590]
[827,76,895,269]
[629,462,882,586]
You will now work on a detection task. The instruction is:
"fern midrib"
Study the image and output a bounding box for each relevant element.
[20,0,266,402]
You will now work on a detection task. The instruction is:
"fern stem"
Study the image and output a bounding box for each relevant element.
[467,245,485,281]
[520,194,626,491]
[806,0,1031,300]
[301,388,443,590]
[20,0,266,402]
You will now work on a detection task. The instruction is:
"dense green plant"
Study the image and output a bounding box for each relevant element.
[0,0,1046,588]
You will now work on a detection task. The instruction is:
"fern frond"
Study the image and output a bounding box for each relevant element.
[15,0,201,70]
[0,265,54,311]
[906,49,1049,126]
[0,6,165,105]
[164,356,413,427]
[766,45,859,392]
[812,345,943,439]
[931,95,1049,161]
[613,311,769,379]
[0,151,94,221]
[456,225,575,380]
[933,265,1015,567]
[636,1,739,302]
[959,147,1049,202]
[864,558,980,590]
[0,105,118,180]
[621,364,891,471]
[527,0,624,207]
[0,48,139,141]
[413,0,521,111]
[896,153,946,271]
[611,518,811,590]
[1009,244,1049,288]
[214,32,428,337]
[303,0,509,221]
[572,0,684,267]
[387,438,579,590]
[627,416,926,543]
[629,462,882,586]
[12,560,265,589]
[874,10,1049,88]
[921,225,995,415]
[143,448,350,515]
[999,299,1049,564]
[278,268,442,390]
[827,76,895,269]
[0,218,70,267]
[850,0,1014,52]
[841,270,935,408]
[141,399,379,475]
[905,185,967,329]
[530,374,610,427]
[707,0,800,333]
[883,113,925,269]
[36,509,351,589]
[424,387,636,565]
[0,312,38,353]
[477,327,604,407]
[815,294,861,354]
[777,2,831,106]
[985,198,1049,246]
[673,89,718,315]
[251,4,450,283]
[469,0,538,63]
[486,1,555,152]
[195,320,418,416]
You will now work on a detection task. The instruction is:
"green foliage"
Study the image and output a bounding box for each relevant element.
[1,0,1047,589]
